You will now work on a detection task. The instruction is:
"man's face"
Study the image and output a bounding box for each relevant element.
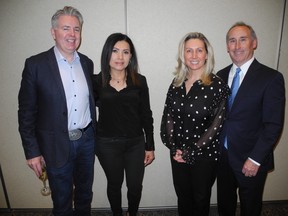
[226,26,257,67]
[51,15,81,59]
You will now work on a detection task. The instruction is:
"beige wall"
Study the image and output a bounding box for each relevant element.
[0,0,287,209]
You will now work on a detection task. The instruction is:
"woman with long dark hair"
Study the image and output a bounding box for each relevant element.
[93,33,155,216]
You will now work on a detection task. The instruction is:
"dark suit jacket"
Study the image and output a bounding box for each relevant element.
[18,47,96,168]
[217,59,285,172]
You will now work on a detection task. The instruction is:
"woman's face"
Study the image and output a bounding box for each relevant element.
[184,38,207,73]
[109,40,132,73]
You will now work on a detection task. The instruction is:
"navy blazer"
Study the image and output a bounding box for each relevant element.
[18,47,96,168]
[217,59,285,172]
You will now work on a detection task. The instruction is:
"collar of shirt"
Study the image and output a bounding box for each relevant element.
[228,56,255,86]
[53,46,80,63]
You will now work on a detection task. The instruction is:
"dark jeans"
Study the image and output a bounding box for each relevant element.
[171,157,217,216]
[46,125,95,216]
[97,135,145,216]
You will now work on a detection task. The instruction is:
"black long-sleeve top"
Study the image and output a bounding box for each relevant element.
[93,72,155,151]
[160,74,230,164]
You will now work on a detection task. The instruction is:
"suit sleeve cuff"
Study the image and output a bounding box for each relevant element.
[248,157,261,166]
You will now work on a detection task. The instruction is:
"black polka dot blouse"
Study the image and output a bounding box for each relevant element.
[160,74,230,165]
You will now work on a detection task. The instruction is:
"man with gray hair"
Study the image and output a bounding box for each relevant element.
[18,6,96,216]
[217,22,285,216]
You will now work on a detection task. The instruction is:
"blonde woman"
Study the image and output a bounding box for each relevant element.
[160,32,229,216]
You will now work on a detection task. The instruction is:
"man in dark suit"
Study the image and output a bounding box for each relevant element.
[217,22,285,216]
[18,6,96,216]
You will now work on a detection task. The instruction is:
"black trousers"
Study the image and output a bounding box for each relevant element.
[97,136,145,216]
[171,157,217,216]
[217,149,268,216]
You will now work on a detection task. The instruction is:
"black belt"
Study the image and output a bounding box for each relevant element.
[69,122,92,141]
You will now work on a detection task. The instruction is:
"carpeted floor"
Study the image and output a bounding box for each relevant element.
[1,202,288,216]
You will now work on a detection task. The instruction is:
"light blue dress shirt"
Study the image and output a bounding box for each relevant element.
[54,46,91,131]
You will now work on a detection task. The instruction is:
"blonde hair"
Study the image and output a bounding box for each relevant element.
[173,32,215,87]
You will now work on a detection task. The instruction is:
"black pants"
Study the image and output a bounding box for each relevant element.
[171,157,217,216]
[217,149,267,216]
[97,136,145,216]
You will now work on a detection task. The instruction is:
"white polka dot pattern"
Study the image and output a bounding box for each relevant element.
[160,74,230,165]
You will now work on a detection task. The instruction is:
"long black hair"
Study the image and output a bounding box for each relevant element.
[101,33,140,87]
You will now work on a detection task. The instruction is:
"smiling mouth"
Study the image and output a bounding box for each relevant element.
[234,50,244,55]
[67,39,76,43]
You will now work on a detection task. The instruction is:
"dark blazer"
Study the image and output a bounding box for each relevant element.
[217,59,285,172]
[18,47,96,168]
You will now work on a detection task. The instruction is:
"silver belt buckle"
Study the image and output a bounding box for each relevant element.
[69,129,82,141]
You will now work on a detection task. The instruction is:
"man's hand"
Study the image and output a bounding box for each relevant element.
[26,156,45,177]
[242,158,260,177]
[144,151,155,166]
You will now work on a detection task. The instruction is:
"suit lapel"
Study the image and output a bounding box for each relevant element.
[231,60,260,109]
[223,67,231,83]
[79,54,96,120]
[80,57,92,92]
[47,48,67,104]
[80,56,94,101]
